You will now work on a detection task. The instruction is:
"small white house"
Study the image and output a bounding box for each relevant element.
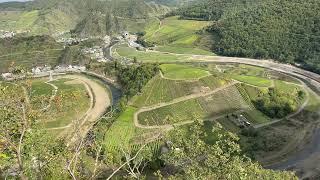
[32,67,42,74]
[1,73,13,79]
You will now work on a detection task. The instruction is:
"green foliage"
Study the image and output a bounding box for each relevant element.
[160,121,297,179]
[254,88,300,118]
[175,0,320,73]
[210,0,320,72]
[105,61,160,99]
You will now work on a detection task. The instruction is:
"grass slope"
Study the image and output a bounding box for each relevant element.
[145,16,210,46]
[232,75,272,87]
[160,64,210,80]
[41,78,90,128]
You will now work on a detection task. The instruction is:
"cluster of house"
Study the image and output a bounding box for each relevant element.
[81,46,108,62]
[32,65,86,75]
[54,65,86,73]
[1,65,86,81]
[0,30,31,39]
[0,30,15,39]
[119,31,143,49]
[57,37,89,46]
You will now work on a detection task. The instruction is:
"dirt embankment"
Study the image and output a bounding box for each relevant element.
[57,75,111,144]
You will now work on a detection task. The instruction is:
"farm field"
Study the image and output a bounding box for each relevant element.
[104,106,137,151]
[132,74,229,108]
[104,106,162,155]
[0,10,39,32]
[36,78,90,129]
[0,77,92,131]
[144,16,211,47]
[138,85,251,126]
[232,75,273,87]
[0,9,78,35]
[160,64,210,80]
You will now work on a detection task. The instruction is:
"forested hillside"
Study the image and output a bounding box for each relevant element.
[176,0,320,73]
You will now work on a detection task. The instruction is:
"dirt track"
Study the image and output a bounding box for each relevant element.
[47,75,110,143]
[134,82,238,129]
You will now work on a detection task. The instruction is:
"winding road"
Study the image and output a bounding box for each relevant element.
[111,44,320,178]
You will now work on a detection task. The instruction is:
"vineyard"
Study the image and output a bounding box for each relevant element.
[0,49,63,73]
[104,106,137,152]
[138,85,251,126]
[132,74,229,108]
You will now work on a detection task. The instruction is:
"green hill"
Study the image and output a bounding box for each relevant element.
[73,0,171,37]
[0,35,63,72]
[0,0,171,37]
[175,0,320,73]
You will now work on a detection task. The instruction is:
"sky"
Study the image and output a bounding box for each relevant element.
[0,0,30,2]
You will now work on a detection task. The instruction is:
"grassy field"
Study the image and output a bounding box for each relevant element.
[104,106,137,151]
[144,16,211,47]
[132,74,229,108]
[103,106,161,157]
[274,80,302,92]
[138,85,251,126]
[160,64,210,80]
[30,79,53,97]
[232,75,273,87]
[0,78,90,129]
[40,78,90,128]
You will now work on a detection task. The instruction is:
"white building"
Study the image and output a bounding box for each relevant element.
[1,73,13,79]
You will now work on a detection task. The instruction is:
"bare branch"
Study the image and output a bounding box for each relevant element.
[107,144,147,180]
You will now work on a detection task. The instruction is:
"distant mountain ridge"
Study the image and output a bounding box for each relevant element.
[0,0,171,37]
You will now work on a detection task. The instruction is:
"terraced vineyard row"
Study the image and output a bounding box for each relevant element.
[0,49,63,72]
[133,75,229,108]
[138,85,251,126]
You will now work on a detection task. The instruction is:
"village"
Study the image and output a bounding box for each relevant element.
[1,30,145,81]
[1,65,86,81]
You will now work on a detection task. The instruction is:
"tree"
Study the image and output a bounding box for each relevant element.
[159,120,297,179]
